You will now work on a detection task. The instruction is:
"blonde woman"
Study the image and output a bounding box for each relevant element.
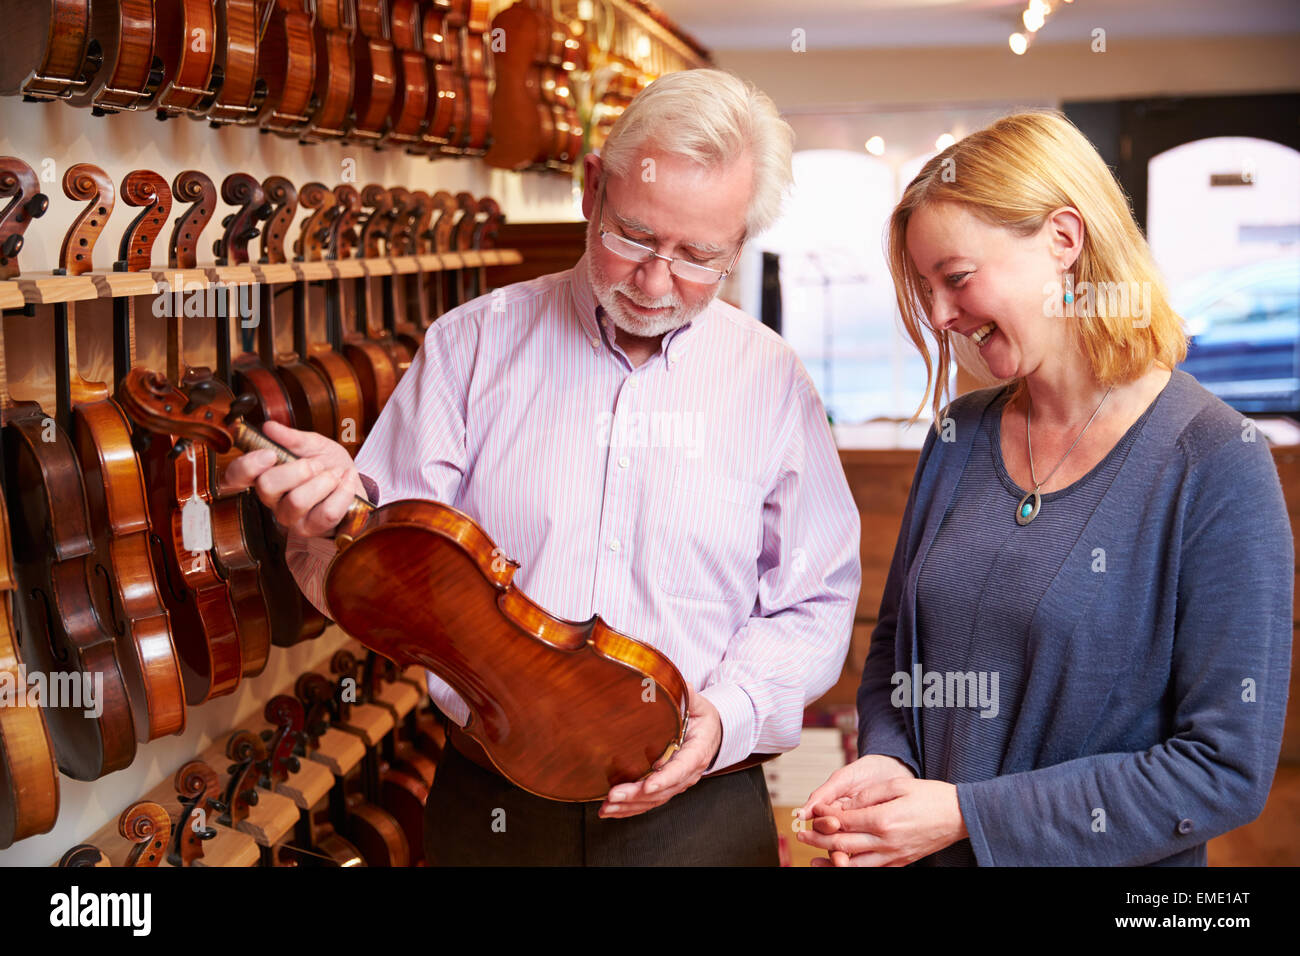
[798,111,1293,866]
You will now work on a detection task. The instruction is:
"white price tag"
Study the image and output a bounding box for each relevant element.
[180,445,212,553]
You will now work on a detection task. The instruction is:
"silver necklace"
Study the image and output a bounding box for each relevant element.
[1016,385,1113,525]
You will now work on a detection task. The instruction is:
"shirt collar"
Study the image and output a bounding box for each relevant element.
[571,250,708,367]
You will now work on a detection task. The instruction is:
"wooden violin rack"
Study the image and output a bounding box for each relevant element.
[4,251,523,307]
[55,639,446,868]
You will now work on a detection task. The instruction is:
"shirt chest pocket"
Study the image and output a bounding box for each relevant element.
[654,460,765,603]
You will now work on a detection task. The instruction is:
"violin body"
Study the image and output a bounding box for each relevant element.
[350,0,398,143]
[70,393,186,741]
[419,0,458,150]
[324,500,688,801]
[0,0,95,102]
[153,0,219,118]
[455,0,492,155]
[0,488,60,848]
[256,0,316,134]
[205,0,263,125]
[304,0,356,142]
[381,0,430,149]
[137,426,243,703]
[2,403,137,780]
[66,0,162,114]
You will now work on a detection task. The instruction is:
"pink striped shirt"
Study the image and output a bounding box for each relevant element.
[286,251,861,772]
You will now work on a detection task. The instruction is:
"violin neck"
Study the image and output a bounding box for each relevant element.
[228,418,374,537]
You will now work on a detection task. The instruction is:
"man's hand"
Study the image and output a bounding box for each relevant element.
[222,420,367,538]
[597,686,722,819]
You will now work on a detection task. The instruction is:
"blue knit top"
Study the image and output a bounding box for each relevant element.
[856,369,1294,865]
[915,383,1160,865]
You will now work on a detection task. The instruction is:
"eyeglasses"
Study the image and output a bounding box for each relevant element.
[595,183,744,285]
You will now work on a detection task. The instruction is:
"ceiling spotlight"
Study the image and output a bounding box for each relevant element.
[1009,32,1028,55]
[1023,8,1046,31]
[935,133,956,150]
[865,136,885,155]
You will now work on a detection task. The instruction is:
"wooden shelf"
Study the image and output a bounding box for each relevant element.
[1,250,525,306]
[0,281,26,309]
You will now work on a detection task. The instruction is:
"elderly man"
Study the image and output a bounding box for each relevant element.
[226,68,861,865]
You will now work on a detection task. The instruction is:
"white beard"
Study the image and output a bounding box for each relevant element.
[587,233,712,338]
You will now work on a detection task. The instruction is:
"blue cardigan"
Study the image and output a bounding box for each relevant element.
[856,369,1294,865]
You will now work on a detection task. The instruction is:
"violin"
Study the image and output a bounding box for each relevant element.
[135,168,243,703]
[328,651,428,864]
[450,189,480,308]
[427,188,458,317]
[0,0,98,103]
[352,184,407,376]
[292,181,365,456]
[2,160,138,781]
[118,800,170,867]
[255,0,316,135]
[380,186,423,372]
[258,177,333,441]
[67,166,186,743]
[471,194,504,301]
[332,184,398,435]
[262,693,367,867]
[381,0,430,150]
[204,0,265,125]
[117,369,690,801]
[296,669,409,866]
[484,0,561,172]
[166,760,220,865]
[454,0,493,155]
[0,157,60,849]
[153,0,220,119]
[350,0,398,143]
[241,175,330,648]
[303,0,356,142]
[66,0,164,115]
[418,0,459,151]
[205,173,278,678]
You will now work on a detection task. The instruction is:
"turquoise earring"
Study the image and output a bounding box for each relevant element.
[1064,290,1074,304]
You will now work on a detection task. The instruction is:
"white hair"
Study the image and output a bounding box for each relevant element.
[599,68,795,238]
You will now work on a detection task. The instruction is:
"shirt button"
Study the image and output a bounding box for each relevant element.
[1177,818,1194,835]
[618,455,629,468]
[609,538,620,552]
[628,378,638,390]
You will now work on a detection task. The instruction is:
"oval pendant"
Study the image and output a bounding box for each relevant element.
[1016,490,1041,525]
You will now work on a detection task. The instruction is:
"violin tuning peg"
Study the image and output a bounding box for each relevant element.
[259,729,272,741]
[212,239,224,260]
[25,193,48,218]
[287,756,300,774]
[220,213,234,228]
[130,429,152,454]
[0,235,21,259]
[181,379,219,414]
[254,202,272,221]
[199,826,218,841]
[224,392,259,424]
[245,790,259,807]
[167,438,189,460]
